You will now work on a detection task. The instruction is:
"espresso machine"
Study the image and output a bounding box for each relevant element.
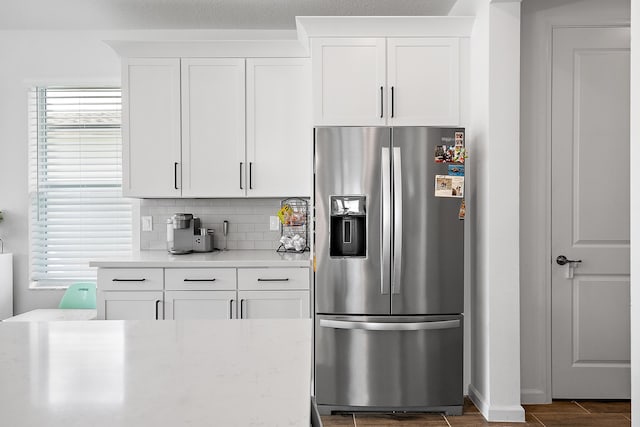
[166,213,214,254]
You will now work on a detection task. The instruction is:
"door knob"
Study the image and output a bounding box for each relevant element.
[556,255,582,266]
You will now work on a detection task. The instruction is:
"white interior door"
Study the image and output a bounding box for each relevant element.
[551,26,630,398]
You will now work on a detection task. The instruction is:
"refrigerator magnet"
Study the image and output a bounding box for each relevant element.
[435,175,464,198]
[458,200,466,220]
[448,165,465,176]
[434,144,449,163]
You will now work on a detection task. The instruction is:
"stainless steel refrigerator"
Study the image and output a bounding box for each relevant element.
[314,127,464,415]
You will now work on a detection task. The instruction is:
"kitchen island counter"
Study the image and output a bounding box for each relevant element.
[90,249,311,268]
[0,319,312,427]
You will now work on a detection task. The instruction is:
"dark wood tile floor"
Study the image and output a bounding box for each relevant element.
[320,398,631,426]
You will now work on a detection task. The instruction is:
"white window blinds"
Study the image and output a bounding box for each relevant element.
[29,87,132,287]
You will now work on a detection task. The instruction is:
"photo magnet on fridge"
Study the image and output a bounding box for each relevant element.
[458,200,466,220]
[435,175,464,198]
[448,165,465,176]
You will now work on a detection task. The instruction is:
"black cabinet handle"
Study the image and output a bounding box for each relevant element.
[183,278,217,282]
[391,86,395,118]
[380,86,384,118]
[229,299,234,319]
[240,162,243,190]
[174,162,179,190]
[257,278,290,282]
[240,299,245,319]
[249,162,253,190]
[112,278,146,282]
[155,300,161,320]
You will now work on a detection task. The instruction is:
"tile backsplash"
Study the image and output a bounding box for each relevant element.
[139,199,290,250]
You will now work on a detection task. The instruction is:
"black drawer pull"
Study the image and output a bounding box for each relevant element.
[257,278,289,282]
[183,278,217,282]
[112,278,146,282]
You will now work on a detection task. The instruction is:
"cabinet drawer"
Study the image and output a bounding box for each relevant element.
[238,268,309,291]
[98,268,163,291]
[165,268,236,291]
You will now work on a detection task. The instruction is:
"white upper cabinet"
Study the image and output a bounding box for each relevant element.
[311,37,461,126]
[123,56,310,198]
[123,58,181,197]
[312,38,386,126]
[246,58,311,197]
[387,38,459,126]
[181,58,245,197]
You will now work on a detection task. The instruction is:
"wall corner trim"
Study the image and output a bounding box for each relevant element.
[469,383,526,422]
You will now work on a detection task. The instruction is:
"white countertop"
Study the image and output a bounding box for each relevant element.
[90,249,311,268]
[0,319,312,427]
[3,308,97,322]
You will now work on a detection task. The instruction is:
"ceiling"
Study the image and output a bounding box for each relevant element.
[0,0,464,30]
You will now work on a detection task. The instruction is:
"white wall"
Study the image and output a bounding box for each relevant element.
[467,0,524,421]
[630,0,638,424]
[519,0,631,404]
[468,0,490,412]
[0,30,123,314]
[0,29,296,315]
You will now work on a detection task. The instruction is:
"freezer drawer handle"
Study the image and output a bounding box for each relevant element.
[257,278,289,282]
[319,318,460,331]
[183,278,217,282]
[112,278,146,282]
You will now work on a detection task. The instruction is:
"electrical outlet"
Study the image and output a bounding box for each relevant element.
[269,216,280,231]
[141,216,153,231]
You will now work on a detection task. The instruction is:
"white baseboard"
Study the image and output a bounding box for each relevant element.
[521,388,551,405]
[468,383,526,422]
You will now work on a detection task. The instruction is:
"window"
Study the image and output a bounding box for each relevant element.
[29,87,131,288]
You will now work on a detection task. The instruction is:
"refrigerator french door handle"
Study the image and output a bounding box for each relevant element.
[381,147,391,295]
[392,146,403,294]
[319,318,460,331]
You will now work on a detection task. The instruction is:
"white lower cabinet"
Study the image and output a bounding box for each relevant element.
[238,290,310,319]
[100,291,164,320]
[165,290,236,320]
[97,268,164,320]
[97,266,310,320]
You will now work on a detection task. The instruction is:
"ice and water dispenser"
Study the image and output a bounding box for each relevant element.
[330,196,366,257]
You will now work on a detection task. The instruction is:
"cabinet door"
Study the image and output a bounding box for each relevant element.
[238,267,310,291]
[98,268,164,291]
[165,268,236,291]
[246,58,311,197]
[165,290,236,320]
[238,290,310,319]
[387,38,460,126]
[181,58,246,197]
[312,38,386,126]
[98,291,163,320]
[123,58,181,197]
